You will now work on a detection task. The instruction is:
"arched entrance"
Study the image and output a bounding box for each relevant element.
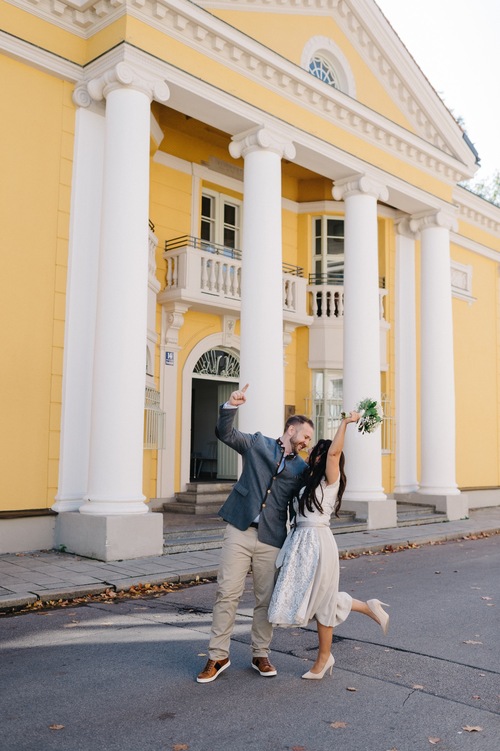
[190,348,240,481]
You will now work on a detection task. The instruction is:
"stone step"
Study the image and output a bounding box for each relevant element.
[163,510,362,553]
[163,500,223,515]
[396,502,447,523]
[164,481,235,515]
[185,482,235,494]
[175,492,228,503]
[161,502,449,553]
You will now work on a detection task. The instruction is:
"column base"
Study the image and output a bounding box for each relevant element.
[55,511,164,561]
[409,492,469,521]
[393,485,419,498]
[341,498,397,530]
[52,496,85,513]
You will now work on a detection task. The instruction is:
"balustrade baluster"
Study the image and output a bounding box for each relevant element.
[215,260,223,293]
[208,259,216,291]
[201,257,208,291]
[235,268,241,299]
[172,255,178,288]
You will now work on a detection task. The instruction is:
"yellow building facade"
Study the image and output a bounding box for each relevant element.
[0,0,499,559]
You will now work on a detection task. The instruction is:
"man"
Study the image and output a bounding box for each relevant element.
[197,384,314,683]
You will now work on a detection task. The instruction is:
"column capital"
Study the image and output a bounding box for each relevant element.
[395,217,417,239]
[332,174,389,202]
[82,63,170,104]
[409,208,458,235]
[229,125,296,160]
[72,84,94,109]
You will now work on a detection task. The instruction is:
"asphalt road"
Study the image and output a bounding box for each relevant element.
[1,535,499,751]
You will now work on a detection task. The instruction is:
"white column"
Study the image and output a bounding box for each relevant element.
[79,64,169,516]
[229,127,295,436]
[156,303,189,503]
[333,176,396,528]
[393,219,419,495]
[409,210,466,518]
[53,91,105,512]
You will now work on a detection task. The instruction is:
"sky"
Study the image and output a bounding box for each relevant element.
[374,0,500,184]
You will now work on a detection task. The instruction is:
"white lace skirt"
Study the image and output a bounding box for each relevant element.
[268,525,352,628]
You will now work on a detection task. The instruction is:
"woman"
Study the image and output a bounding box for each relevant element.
[268,411,390,679]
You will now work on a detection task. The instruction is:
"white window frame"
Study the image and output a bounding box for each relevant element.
[307,371,393,453]
[312,215,345,282]
[201,188,242,252]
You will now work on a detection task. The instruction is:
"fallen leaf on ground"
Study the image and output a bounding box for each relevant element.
[49,724,64,730]
[471,695,481,700]
[412,684,424,689]
[428,738,441,745]
[329,721,347,729]
[463,726,482,733]
[291,746,306,750]
[346,687,357,692]
[172,745,189,751]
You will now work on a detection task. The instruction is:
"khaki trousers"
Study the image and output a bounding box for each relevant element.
[208,524,279,661]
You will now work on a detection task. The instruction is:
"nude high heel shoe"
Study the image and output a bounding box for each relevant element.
[367,599,390,635]
[301,653,335,680]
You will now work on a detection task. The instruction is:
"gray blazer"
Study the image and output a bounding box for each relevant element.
[216,406,308,548]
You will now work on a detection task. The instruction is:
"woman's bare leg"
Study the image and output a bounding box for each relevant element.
[309,621,334,673]
[351,597,387,627]
[351,599,389,634]
[309,598,387,673]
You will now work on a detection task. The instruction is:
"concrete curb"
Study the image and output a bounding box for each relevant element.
[1,512,499,615]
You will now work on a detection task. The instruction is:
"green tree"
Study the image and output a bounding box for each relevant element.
[465,170,500,207]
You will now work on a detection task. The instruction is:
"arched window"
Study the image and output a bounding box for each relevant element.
[309,55,340,89]
[301,37,356,97]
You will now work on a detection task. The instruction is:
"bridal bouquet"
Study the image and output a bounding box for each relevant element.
[341,398,383,434]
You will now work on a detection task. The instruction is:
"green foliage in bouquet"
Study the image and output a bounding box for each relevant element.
[341,398,383,434]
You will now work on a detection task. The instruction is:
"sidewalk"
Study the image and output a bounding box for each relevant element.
[1,507,499,613]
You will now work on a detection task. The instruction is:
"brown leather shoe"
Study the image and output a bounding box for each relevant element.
[251,656,277,677]
[196,657,230,683]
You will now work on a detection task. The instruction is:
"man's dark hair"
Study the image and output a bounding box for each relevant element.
[284,414,314,431]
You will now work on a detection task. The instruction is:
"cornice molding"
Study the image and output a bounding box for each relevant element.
[450,232,500,264]
[0,29,81,81]
[453,187,500,236]
[5,0,475,183]
[197,0,476,169]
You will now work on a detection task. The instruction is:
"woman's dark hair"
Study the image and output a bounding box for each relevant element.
[297,440,346,518]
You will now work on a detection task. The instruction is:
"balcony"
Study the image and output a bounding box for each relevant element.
[157,236,311,325]
[307,273,390,371]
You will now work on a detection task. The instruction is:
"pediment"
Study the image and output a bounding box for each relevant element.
[196,0,477,170]
[3,0,477,179]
